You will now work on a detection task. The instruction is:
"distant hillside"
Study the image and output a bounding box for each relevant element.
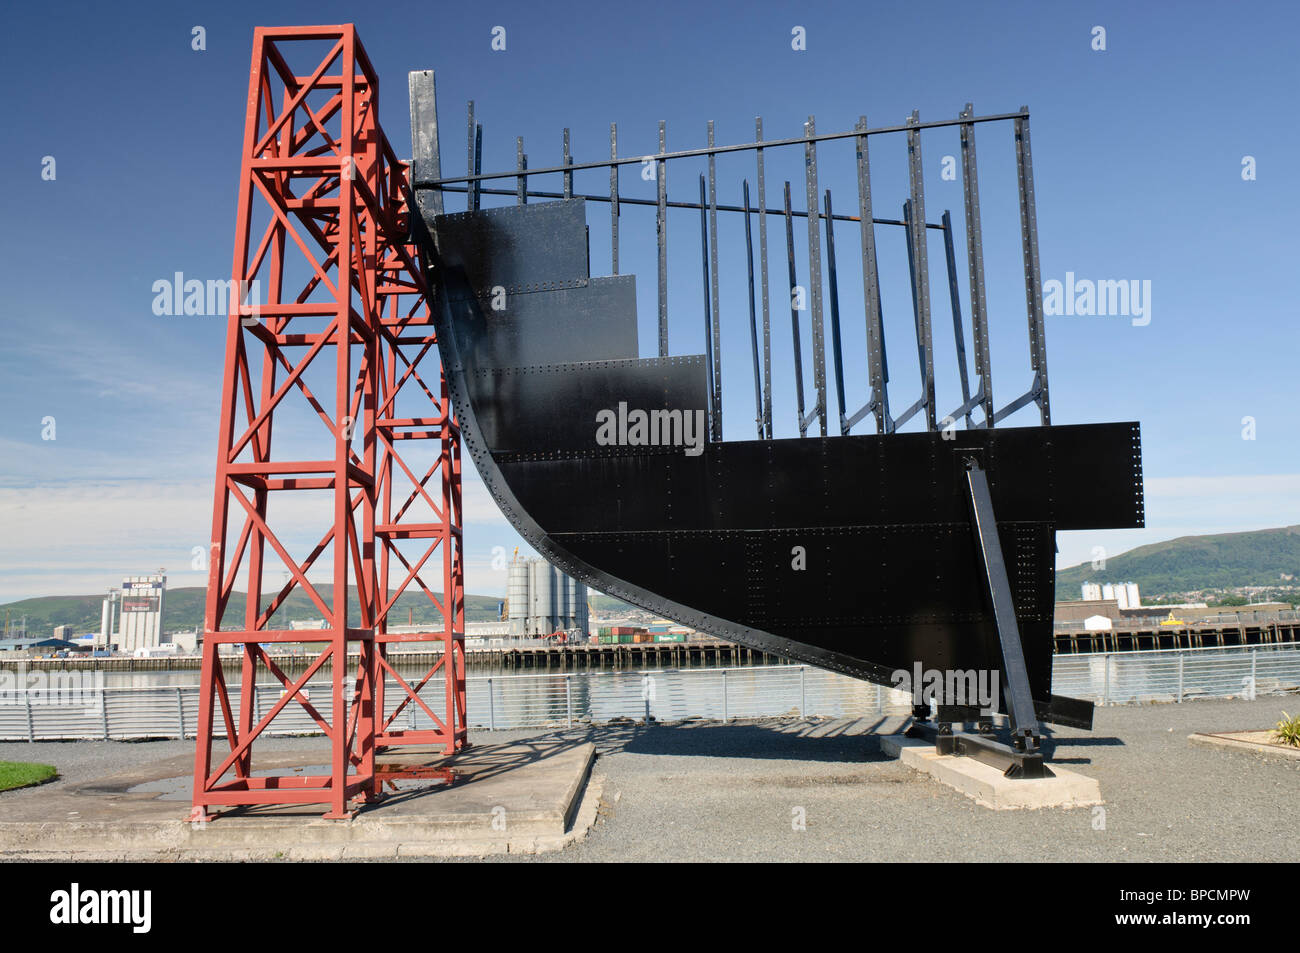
[1056,525,1300,601]
[0,586,505,636]
[589,593,636,614]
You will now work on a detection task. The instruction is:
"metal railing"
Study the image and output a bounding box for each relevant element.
[1052,643,1300,706]
[2,645,1298,741]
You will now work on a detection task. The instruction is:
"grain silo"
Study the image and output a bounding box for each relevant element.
[564,575,588,634]
[507,559,529,636]
[529,558,555,635]
[507,555,589,638]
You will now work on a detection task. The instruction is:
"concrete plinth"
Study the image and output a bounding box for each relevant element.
[1189,730,1300,761]
[880,735,1102,810]
[0,741,598,860]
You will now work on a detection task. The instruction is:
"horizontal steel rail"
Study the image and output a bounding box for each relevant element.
[413,110,1030,187]
[3,645,1298,741]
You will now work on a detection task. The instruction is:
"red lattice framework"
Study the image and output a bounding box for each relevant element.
[192,25,466,821]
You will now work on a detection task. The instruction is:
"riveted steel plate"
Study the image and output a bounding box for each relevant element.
[446,274,640,371]
[433,200,590,299]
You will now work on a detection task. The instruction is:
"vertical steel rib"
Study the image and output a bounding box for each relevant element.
[698,174,717,434]
[473,123,483,210]
[755,118,772,438]
[407,70,444,217]
[472,123,482,211]
[824,189,847,434]
[960,103,993,426]
[610,123,619,274]
[743,180,763,437]
[804,117,827,436]
[784,181,807,436]
[465,100,476,212]
[942,209,973,426]
[903,199,925,409]
[707,121,722,441]
[906,111,935,430]
[1014,108,1051,424]
[516,136,526,205]
[657,121,668,357]
[855,116,885,434]
[563,127,572,200]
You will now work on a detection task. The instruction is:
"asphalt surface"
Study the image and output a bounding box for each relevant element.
[2,696,1297,862]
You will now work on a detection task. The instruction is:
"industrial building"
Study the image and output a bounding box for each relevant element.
[97,573,166,653]
[1080,581,1141,609]
[507,556,588,637]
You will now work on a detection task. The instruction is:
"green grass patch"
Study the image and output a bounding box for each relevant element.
[0,761,58,792]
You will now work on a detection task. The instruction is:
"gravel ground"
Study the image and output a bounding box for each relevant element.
[2,696,1297,862]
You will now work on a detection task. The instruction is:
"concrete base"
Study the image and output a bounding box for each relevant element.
[1189,730,1300,761]
[880,735,1102,810]
[0,741,598,860]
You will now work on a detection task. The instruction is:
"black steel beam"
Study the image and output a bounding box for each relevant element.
[804,117,827,437]
[965,459,1042,754]
[959,103,994,426]
[1014,110,1051,425]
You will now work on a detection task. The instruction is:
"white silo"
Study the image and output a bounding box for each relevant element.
[1125,582,1140,609]
[556,569,571,626]
[507,559,529,636]
[570,577,589,635]
[529,559,556,635]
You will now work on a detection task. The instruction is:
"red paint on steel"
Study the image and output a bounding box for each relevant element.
[191,25,466,823]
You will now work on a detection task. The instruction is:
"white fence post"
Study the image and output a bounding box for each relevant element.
[799,665,806,716]
[721,669,728,722]
[1177,654,1184,703]
[487,676,496,730]
[175,687,185,739]
[565,673,573,728]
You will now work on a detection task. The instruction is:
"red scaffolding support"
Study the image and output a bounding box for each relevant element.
[192,24,465,822]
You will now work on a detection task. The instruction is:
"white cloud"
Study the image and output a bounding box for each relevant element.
[0,465,516,602]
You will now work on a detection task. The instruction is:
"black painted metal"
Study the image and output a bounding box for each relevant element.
[417,194,1141,729]
[407,78,1145,748]
[966,459,1042,754]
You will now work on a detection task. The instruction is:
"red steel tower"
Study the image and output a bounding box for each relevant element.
[191,24,465,822]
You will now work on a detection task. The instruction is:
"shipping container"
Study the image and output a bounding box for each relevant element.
[617,634,634,644]
[633,632,653,643]
[653,633,686,643]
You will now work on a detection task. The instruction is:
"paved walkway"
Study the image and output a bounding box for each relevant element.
[3,695,1296,862]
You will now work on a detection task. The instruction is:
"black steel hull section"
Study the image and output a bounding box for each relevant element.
[419,199,1144,727]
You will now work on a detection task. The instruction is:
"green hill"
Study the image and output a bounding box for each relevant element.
[2,584,639,638]
[0,586,506,637]
[1055,525,1300,601]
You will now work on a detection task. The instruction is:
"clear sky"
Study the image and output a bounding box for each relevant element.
[1,0,1297,604]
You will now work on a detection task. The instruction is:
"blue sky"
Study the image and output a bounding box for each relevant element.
[1,0,1297,604]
